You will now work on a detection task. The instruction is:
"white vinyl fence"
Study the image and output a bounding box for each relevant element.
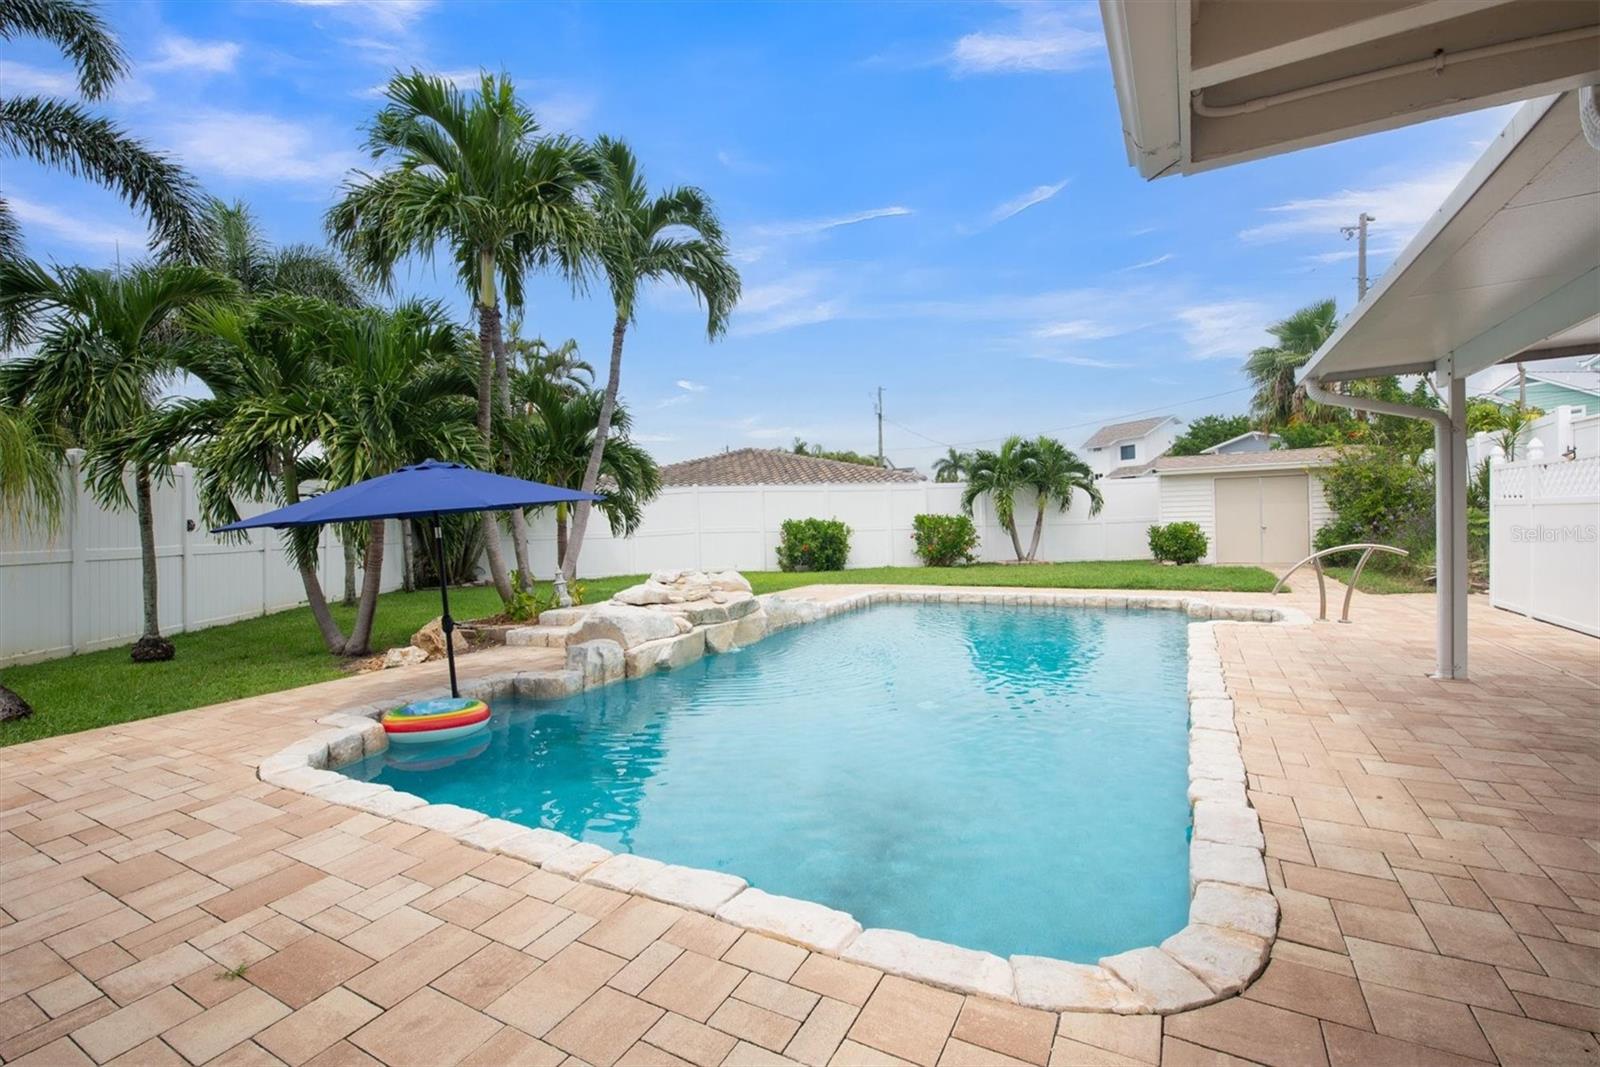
[2,458,1159,666]
[500,478,1160,578]
[1,454,406,666]
[1489,410,1600,637]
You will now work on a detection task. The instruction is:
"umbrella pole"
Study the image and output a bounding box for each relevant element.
[432,516,459,699]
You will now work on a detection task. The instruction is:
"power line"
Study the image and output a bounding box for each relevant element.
[880,384,1254,454]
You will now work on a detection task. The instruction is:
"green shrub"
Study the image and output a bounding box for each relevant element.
[1148,521,1208,565]
[776,518,851,572]
[1313,447,1434,569]
[911,514,978,567]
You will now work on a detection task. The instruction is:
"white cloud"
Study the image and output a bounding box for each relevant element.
[1175,301,1274,360]
[989,179,1068,225]
[163,110,361,183]
[1028,353,1126,368]
[531,90,596,132]
[1238,159,1476,256]
[950,5,1102,74]
[748,206,913,240]
[716,148,769,174]
[7,195,147,253]
[631,433,677,444]
[1117,253,1174,272]
[1032,319,1123,341]
[283,0,433,33]
[731,273,844,336]
[675,379,707,393]
[0,61,79,95]
[146,36,240,74]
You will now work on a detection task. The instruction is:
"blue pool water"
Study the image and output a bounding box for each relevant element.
[345,602,1192,961]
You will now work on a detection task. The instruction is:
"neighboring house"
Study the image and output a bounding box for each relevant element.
[1201,431,1280,455]
[659,448,924,486]
[1474,366,1600,413]
[1081,415,1183,477]
[1152,448,1338,566]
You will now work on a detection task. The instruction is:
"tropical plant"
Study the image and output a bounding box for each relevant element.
[508,323,591,395]
[1245,298,1338,429]
[911,513,977,566]
[1022,436,1101,561]
[1167,414,1252,457]
[0,0,209,267]
[1313,447,1436,569]
[195,200,363,304]
[326,70,597,602]
[776,517,850,572]
[1148,521,1207,565]
[129,296,352,652]
[560,135,739,594]
[960,436,1035,562]
[791,439,880,467]
[1474,401,1543,461]
[931,447,971,482]
[0,401,64,533]
[505,373,660,566]
[0,258,236,660]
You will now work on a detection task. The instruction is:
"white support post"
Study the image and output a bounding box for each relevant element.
[1434,372,1470,679]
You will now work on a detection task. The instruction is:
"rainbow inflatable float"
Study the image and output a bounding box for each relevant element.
[381,696,490,744]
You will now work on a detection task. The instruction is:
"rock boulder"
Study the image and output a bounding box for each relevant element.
[570,604,680,650]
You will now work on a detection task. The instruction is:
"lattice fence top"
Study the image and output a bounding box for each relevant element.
[1538,455,1600,500]
[1494,464,1528,502]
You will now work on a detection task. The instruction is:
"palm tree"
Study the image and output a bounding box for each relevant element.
[932,447,970,483]
[313,301,482,654]
[131,296,352,652]
[1245,298,1338,429]
[0,401,64,534]
[196,200,362,305]
[1486,401,1542,461]
[960,436,1036,562]
[506,373,660,565]
[509,325,592,395]
[0,258,235,661]
[1023,436,1101,561]
[0,0,209,265]
[560,136,739,596]
[326,71,596,603]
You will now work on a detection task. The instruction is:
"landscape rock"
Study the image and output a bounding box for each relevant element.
[625,630,707,677]
[0,685,33,722]
[411,617,464,660]
[732,609,767,646]
[570,604,679,650]
[382,646,429,669]
[565,640,624,687]
[711,570,752,593]
[703,621,739,654]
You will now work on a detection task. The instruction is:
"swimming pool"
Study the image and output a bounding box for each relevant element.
[344,601,1193,962]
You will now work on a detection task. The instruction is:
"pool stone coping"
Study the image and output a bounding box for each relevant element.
[257,588,1307,1014]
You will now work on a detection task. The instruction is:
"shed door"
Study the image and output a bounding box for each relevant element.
[1214,475,1310,564]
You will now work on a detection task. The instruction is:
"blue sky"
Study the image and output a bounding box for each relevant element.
[2,0,1516,468]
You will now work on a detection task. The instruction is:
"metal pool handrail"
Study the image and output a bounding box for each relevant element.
[1272,543,1410,623]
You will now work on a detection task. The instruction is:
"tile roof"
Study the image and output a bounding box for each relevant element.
[1082,415,1177,449]
[1150,447,1341,474]
[658,448,925,486]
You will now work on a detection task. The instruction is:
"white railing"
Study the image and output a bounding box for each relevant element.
[1271,543,1410,622]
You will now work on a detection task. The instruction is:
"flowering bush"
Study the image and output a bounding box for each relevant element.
[776,517,851,572]
[911,513,978,566]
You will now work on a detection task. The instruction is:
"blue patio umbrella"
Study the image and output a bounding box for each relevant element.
[215,459,599,697]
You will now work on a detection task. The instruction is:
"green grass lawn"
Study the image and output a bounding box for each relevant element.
[1,559,1275,747]
[1322,565,1433,594]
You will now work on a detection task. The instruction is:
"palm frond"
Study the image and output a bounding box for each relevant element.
[0,0,126,99]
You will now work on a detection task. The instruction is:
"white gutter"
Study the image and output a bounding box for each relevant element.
[1302,377,1467,679]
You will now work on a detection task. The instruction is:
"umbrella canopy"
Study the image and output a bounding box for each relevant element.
[213,459,600,701]
[214,459,598,531]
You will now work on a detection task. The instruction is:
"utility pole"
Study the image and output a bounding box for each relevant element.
[1339,212,1375,301]
[874,387,885,467]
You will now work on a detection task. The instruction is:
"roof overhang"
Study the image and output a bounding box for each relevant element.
[1100,0,1600,178]
[1301,92,1600,385]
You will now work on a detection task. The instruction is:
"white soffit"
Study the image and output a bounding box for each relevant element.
[1300,92,1599,384]
[1100,0,1600,178]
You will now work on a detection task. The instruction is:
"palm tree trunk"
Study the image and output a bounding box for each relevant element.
[282,453,348,654]
[475,253,514,603]
[562,315,625,591]
[134,466,160,638]
[342,536,358,606]
[555,502,569,568]
[492,329,532,590]
[1005,516,1026,562]
[400,520,415,593]
[342,518,386,656]
[1027,497,1046,561]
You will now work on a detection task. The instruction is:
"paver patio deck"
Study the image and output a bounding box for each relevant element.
[2,583,1597,1066]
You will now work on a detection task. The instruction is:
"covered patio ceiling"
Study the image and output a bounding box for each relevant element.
[1300,91,1600,385]
[1100,0,1600,178]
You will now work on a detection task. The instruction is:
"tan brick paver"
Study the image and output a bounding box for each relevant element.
[1,587,1596,1065]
